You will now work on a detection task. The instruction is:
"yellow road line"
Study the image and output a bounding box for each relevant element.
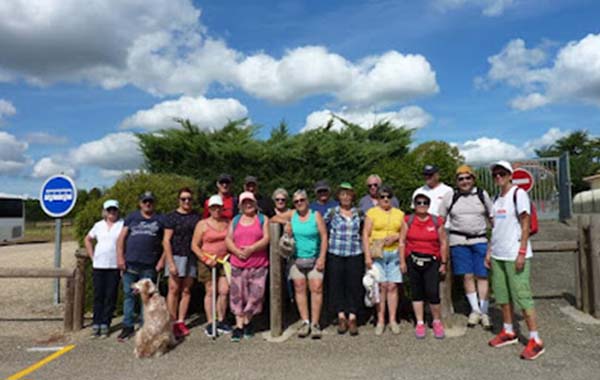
[7,345,75,380]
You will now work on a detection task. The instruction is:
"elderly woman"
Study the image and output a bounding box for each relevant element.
[359,174,400,213]
[439,165,493,330]
[191,195,231,337]
[162,187,201,338]
[281,190,328,339]
[400,190,448,339]
[325,182,364,336]
[225,191,270,342]
[272,188,290,216]
[363,185,405,336]
[84,199,124,338]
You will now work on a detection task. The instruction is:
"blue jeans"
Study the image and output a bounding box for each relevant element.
[122,265,156,328]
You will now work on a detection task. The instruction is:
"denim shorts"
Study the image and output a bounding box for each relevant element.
[165,255,197,278]
[451,243,488,277]
[373,249,403,283]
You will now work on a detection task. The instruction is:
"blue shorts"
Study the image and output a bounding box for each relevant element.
[373,249,403,283]
[451,243,488,277]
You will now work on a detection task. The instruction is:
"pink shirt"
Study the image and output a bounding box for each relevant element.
[201,221,228,258]
[230,216,269,268]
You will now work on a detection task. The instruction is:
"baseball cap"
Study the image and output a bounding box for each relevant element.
[412,189,431,202]
[339,182,354,191]
[238,191,256,205]
[103,199,119,210]
[490,160,513,174]
[139,191,155,202]
[456,165,475,176]
[217,173,233,183]
[208,195,223,207]
[423,165,439,175]
[244,176,258,185]
[314,180,330,193]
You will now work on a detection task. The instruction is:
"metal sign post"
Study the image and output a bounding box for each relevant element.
[54,218,63,304]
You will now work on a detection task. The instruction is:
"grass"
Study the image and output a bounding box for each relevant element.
[22,221,76,243]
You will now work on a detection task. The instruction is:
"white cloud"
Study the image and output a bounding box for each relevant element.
[302,106,432,132]
[433,0,515,16]
[0,98,16,123]
[480,34,600,110]
[0,1,438,108]
[32,157,77,178]
[523,127,569,154]
[99,169,140,179]
[0,131,29,174]
[25,132,68,145]
[121,96,248,131]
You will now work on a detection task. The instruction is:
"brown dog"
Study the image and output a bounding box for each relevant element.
[131,279,175,358]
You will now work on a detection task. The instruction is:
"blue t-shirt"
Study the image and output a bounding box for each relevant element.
[309,199,338,217]
[124,211,165,266]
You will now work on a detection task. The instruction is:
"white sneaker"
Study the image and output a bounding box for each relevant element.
[467,312,481,327]
[481,313,492,330]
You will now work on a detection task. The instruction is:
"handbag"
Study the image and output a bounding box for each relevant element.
[369,239,385,259]
[278,233,295,259]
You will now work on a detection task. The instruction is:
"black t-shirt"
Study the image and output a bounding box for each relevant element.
[164,210,201,257]
[124,211,165,266]
[256,193,275,218]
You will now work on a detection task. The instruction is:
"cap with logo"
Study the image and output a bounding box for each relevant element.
[139,191,155,202]
[423,165,439,175]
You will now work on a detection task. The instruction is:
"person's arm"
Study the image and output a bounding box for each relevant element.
[515,190,530,272]
[225,223,246,259]
[438,220,449,275]
[162,228,177,276]
[84,234,95,259]
[398,221,408,274]
[202,199,209,219]
[362,216,373,269]
[270,210,293,225]
[315,212,328,272]
[116,226,129,271]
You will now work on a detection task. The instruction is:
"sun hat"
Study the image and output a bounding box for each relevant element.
[208,195,223,207]
[456,165,475,177]
[103,199,119,210]
[490,160,513,174]
[238,191,256,205]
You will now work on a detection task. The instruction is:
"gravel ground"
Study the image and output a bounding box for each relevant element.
[2,243,599,380]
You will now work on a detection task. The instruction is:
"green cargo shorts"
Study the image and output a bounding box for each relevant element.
[491,258,535,311]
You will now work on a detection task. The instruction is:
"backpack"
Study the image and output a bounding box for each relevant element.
[513,188,538,236]
[232,212,265,232]
[406,213,440,238]
[447,187,490,218]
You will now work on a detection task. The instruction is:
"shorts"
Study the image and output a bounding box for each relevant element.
[373,249,402,283]
[408,252,440,304]
[491,258,534,311]
[197,260,226,283]
[288,262,324,281]
[229,266,268,317]
[451,243,488,277]
[164,255,197,278]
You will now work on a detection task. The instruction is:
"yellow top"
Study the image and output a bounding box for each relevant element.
[366,207,405,250]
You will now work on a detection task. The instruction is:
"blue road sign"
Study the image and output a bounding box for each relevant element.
[39,175,78,218]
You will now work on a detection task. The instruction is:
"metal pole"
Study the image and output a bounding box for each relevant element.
[54,218,63,304]
[212,266,217,340]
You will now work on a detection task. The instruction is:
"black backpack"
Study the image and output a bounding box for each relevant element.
[446,187,489,217]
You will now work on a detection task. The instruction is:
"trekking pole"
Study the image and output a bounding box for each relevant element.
[212,265,217,340]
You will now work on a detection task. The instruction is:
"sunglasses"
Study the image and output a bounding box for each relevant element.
[415,200,430,206]
[457,176,473,182]
[106,207,119,212]
[275,198,286,202]
[218,181,230,186]
[293,198,307,205]
[179,197,192,202]
[493,171,509,178]
[379,194,391,200]
[367,183,379,188]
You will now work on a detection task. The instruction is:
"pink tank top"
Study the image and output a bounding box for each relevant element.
[230,216,269,268]
[201,221,228,258]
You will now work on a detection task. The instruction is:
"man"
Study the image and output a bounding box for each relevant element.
[116,191,166,341]
[486,160,544,360]
[203,173,237,220]
[411,165,453,216]
[243,176,275,217]
[359,174,399,213]
[309,180,338,216]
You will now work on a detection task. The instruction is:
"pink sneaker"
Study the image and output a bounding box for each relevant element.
[433,320,445,339]
[415,323,426,339]
[172,321,183,338]
[179,322,190,337]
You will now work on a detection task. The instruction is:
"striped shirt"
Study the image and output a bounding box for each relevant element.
[325,206,363,257]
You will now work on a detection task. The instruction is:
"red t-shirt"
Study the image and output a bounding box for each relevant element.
[404,214,444,258]
[203,194,235,220]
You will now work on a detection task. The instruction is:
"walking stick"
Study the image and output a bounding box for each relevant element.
[212,265,217,340]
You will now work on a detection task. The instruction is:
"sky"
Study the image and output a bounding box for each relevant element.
[0,0,599,197]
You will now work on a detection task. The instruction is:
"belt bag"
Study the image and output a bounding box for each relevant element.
[295,257,317,270]
[410,252,435,267]
[449,230,487,239]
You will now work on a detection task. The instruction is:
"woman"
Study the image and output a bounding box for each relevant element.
[162,187,201,338]
[439,165,493,330]
[325,182,364,336]
[284,190,328,339]
[191,195,232,337]
[272,188,290,216]
[225,191,270,342]
[84,199,124,338]
[400,190,448,339]
[363,185,405,336]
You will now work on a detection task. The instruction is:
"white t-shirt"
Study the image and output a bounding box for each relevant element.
[491,186,533,261]
[412,183,453,217]
[87,219,124,269]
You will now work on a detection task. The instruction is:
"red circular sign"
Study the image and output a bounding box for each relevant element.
[512,168,534,192]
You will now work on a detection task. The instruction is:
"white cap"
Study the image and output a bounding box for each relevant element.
[103,199,119,210]
[490,160,514,174]
[207,194,223,207]
[412,189,431,202]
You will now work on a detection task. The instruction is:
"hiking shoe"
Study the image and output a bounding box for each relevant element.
[99,325,110,339]
[90,325,100,339]
[415,323,426,339]
[178,322,190,337]
[481,314,492,330]
[243,322,254,339]
[348,318,359,336]
[520,338,545,360]
[433,320,445,339]
[311,324,322,339]
[204,323,217,338]
[375,323,385,336]
[337,318,348,335]
[467,312,481,327]
[390,321,401,335]
[217,321,232,334]
[117,326,135,342]
[173,322,182,338]
[489,329,518,348]
[298,321,311,338]
[231,327,243,342]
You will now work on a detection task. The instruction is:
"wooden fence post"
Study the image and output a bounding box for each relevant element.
[589,215,600,318]
[64,274,75,332]
[269,223,283,338]
[576,215,589,311]
[73,250,88,331]
[440,257,454,327]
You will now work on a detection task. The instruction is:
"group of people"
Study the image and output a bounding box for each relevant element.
[84,161,545,360]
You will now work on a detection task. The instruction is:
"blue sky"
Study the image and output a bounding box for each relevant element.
[0,0,599,197]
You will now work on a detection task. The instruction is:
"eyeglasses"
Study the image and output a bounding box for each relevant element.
[179,197,192,202]
[415,200,430,206]
[293,198,306,205]
[367,183,379,188]
[493,171,509,178]
[457,176,473,182]
[275,198,286,202]
[379,194,391,200]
